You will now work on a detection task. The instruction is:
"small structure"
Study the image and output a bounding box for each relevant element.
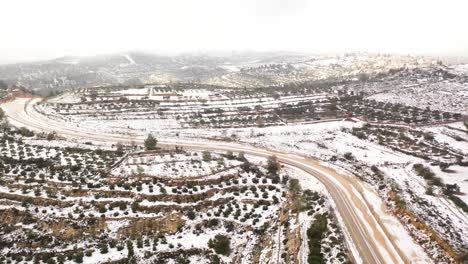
[446,183,460,193]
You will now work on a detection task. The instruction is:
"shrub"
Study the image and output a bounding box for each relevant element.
[127,240,134,257]
[73,252,84,263]
[176,255,190,264]
[225,151,234,159]
[208,234,231,256]
[343,152,354,160]
[187,210,196,220]
[413,164,443,186]
[46,132,56,141]
[237,152,246,161]
[115,143,124,156]
[207,218,219,228]
[431,177,443,187]
[100,243,108,254]
[352,130,367,140]
[307,214,328,264]
[448,195,468,213]
[98,205,107,213]
[423,133,434,141]
[137,238,143,248]
[19,127,34,137]
[144,134,157,150]
[202,151,212,161]
[267,155,280,175]
[425,186,434,196]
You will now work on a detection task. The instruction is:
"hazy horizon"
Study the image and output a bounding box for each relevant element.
[0,49,461,66]
[1,0,468,64]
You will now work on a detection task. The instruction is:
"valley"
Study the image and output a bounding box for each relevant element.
[0,53,467,264]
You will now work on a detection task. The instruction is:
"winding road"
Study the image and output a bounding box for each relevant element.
[1,97,430,264]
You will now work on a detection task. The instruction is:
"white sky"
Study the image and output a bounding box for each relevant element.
[1,0,467,63]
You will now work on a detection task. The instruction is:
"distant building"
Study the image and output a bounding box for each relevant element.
[446,183,460,193]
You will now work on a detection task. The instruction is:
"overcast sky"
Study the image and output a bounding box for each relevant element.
[1,0,467,64]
